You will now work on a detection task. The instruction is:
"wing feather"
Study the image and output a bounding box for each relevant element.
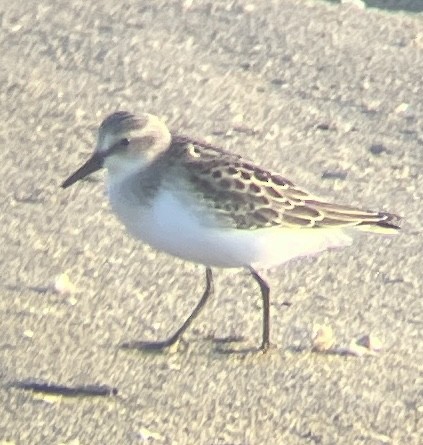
[169,135,401,233]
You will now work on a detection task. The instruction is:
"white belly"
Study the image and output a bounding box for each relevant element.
[107,182,352,269]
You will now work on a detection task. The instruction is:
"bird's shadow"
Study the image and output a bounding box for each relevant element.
[119,335,270,356]
[6,380,118,397]
[209,335,261,355]
[119,338,188,354]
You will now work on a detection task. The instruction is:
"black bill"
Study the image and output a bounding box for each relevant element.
[61,152,104,188]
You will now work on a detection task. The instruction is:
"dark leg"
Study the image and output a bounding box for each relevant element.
[249,267,271,352]
[122,267,214,351]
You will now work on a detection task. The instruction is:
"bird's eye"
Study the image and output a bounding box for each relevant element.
[107,138,130,155]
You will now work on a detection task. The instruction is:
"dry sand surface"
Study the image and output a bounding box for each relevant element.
[0,0,422,444]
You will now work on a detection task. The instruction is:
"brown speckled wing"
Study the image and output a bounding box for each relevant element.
[170,135,401,232]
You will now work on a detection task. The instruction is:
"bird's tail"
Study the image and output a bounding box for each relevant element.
[305,199,402,235]
[353,211,402,235]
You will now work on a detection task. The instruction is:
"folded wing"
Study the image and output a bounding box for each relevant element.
[170,135,401,234]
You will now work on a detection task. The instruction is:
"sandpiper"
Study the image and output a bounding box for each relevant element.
[62,111,400,352]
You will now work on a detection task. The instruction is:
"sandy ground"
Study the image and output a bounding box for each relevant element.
[0,1,422,444]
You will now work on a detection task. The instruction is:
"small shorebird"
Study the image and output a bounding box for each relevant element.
[62,111,400,352]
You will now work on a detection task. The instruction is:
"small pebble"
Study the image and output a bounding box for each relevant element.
[312,325,335,352]
[369,144,388,155]
[357,333,383,352]
[23,329,34,338]
[53,273,76,295]
[395,103,409,113]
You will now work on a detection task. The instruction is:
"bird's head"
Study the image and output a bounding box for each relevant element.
[62,111,171,188]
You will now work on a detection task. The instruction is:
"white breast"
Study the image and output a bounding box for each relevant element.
[107,180,353,269]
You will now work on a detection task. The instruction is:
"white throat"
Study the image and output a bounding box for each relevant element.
[104,155,146,185]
